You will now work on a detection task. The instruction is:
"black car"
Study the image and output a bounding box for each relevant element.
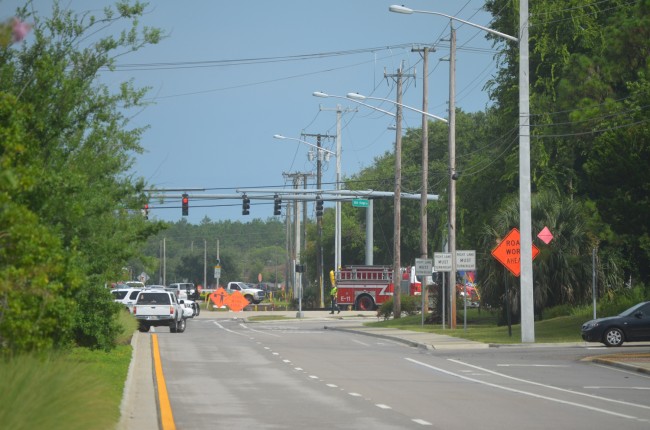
[581,301,650,347]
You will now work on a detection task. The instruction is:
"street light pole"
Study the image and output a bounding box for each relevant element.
[448,22,457,329]
[389,3,534,341]
[331,88,446,318]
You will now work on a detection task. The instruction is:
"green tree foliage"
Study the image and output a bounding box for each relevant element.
[482,0,647,291]
[1,1,165,355]
[144,218,286,287]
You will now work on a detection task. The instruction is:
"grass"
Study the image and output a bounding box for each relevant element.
[367,307,587,344]
[0,309,136,430]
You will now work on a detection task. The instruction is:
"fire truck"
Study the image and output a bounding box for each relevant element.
[333,265,422,310]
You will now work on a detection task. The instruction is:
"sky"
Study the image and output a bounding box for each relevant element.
[7,0,508,224]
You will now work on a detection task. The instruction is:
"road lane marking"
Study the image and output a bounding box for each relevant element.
[239,323,281,336]
[412,418,433,425]
[449,358,650,411]
[152,334,176,430]
[376,404,392,409]
[585,386,650,390]
[406,358,638,420]
[497,364,569,367]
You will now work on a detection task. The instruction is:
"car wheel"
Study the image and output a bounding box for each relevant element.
[138,323,149,333]
[176,318,186,333]
[603,327,624,347]
[170,319,178,333]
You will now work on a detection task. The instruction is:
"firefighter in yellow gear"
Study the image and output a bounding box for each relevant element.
[329,269,340,314]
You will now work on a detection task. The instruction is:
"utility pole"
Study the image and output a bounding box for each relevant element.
[386,63,415,319]
[283,171,313,300]
[317,105,356,272]
[412,45,435,315]
[301,132,333,308]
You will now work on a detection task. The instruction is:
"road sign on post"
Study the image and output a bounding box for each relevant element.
[414,258,433,276]
[352,198,369,208]
[491,228,539,277]
[433,252,452,271]
[456,250,476,271]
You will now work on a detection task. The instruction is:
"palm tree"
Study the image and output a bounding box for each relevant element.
[478,190,615,321]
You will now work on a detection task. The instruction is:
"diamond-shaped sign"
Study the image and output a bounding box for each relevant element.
[491,228,540,277]
[225,291,250,312]
[537,226,553,244]
[210,287,228,308]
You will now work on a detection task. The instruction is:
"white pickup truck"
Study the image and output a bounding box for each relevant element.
[133,288,187,333]
[225,282,266,304]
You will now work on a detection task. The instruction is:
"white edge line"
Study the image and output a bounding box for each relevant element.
[405,358,637,420]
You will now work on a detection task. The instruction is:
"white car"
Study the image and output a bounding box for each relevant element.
[179,299,200,318]
[111,288,141,313]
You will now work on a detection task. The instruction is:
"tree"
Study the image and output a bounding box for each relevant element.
[1,1,165,354]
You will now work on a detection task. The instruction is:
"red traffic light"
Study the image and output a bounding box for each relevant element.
[182,193,189,216]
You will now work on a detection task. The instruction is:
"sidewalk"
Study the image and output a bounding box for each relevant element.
[117,309,650,430]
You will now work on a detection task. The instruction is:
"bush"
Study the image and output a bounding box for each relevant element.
[377,295,420,320]
[597,286,648,316]
[73,284,122,351]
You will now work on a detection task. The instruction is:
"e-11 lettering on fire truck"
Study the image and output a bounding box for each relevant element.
[333,265,422,310]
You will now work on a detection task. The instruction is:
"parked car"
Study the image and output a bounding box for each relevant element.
[168,282,199,300]
[111,288,141,313]
[581,301,650,347]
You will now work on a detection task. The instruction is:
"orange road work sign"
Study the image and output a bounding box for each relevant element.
[491,228,540,277]
[209,287,249,312]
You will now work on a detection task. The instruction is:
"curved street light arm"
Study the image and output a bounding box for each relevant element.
[389,5,518,43]
[347,93,448,123]
[273,134,337,155]
[313,91,395,118]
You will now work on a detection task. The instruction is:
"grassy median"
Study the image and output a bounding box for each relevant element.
[369,307,588,344]
[0,309,137,430]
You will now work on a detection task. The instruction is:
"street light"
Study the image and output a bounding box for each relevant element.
[346,93,448,123]
[274,133,336,308]
[390,4,534,341]
[312,91,396,277]
[317,90,446,318]
[273,134,337,157]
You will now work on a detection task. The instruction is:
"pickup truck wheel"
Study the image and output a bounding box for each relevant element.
[170,319,178,333]
[138,323,149,333]
[175,318,186,333]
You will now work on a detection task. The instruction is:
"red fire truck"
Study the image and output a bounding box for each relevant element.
[334,265,422,310]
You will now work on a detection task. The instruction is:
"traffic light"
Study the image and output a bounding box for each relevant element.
[273,194,282,216]
[142,203,149,220]
[316,196,324,218]
[242,194,250,215]
[182,193,189,216]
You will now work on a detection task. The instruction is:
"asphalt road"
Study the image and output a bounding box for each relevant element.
[152,314,650,430]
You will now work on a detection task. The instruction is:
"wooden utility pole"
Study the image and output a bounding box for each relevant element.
[412,45,435,315]
[386,63,415,319]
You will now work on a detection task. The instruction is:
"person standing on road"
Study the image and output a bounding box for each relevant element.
[329,271,340,314]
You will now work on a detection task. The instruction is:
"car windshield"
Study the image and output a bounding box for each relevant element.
[112,291,127,300]
[619,302,648,317]
[137,292,170,305]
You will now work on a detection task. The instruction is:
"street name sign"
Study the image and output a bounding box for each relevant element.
[352,198,369,208]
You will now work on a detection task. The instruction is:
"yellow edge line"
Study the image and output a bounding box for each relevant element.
[152,334,176,430]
